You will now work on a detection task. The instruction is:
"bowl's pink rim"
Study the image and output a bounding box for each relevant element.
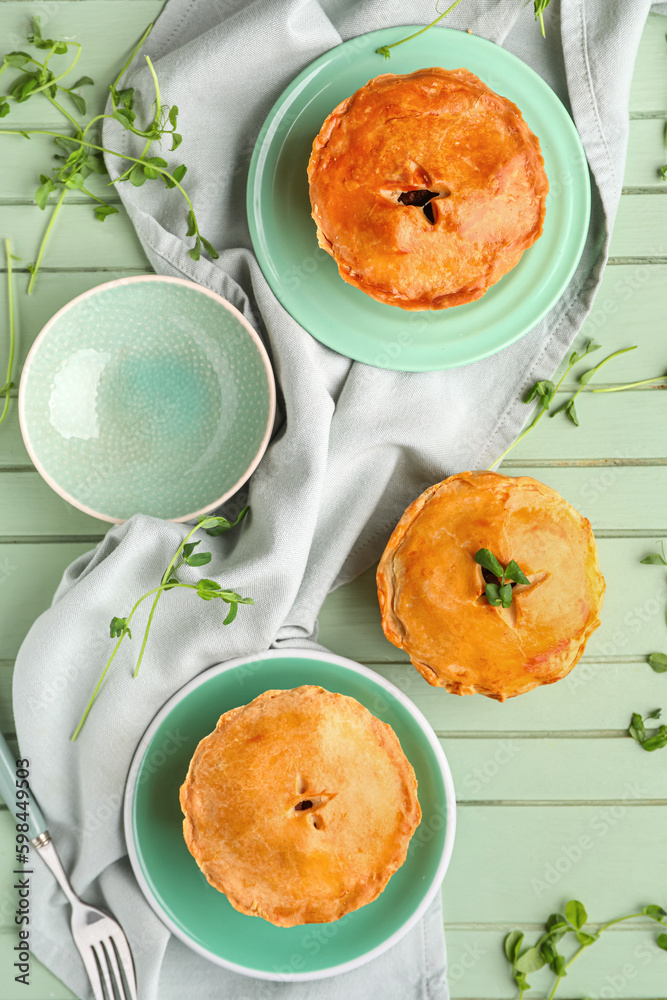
[18,274,277,525]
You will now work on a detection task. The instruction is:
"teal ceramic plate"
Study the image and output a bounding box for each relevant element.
[19,276,275,523]
[247,26,590,371]
[124,650,456,980]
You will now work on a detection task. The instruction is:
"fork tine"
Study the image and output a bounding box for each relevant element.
[79,942,106,1000]
[105,937,129,1000]
[108,930,138,1000]
[93,941,116,999]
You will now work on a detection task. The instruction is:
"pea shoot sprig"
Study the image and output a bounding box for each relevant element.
[505,899,667,999]
[628,708,667,751]
[474,548,530,608]
[376,0,463,59]
[0,239,16,429]
[0,17,218,294]
[375,0,555,58]
[71,510,253,742]
[491,340,666,467]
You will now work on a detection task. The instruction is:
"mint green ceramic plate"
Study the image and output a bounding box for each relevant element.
[19,276,275,523]
[124,650,456,980]
[247,26,590,371]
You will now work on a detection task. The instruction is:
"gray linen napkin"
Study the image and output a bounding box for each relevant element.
[12,1,665,997]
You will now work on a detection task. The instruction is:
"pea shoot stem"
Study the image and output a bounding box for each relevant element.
[376,0,463,56]
[593,376,666,392]
[27,186,66,295]
[0,239,16,428]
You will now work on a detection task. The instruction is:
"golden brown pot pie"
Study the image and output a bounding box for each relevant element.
[308,68,548,310]
[179,685,421,926]
[377,472,605,700]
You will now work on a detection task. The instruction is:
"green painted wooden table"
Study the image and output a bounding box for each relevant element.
[1,3,667,998]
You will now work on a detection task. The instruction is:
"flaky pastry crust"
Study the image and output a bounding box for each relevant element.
[308,68,548,310]
[377,472,605,700]
[179,685,421,926]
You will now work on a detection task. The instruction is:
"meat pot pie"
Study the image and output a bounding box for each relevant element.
[179,685,421,926]
[377,472,605,700]
[308,68,548,310]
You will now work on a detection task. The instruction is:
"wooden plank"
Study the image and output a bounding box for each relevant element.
[0,473,110,538]
[504,392,667,462]
[1,464,665,543]
[0,2,164,127]
[0,204,149,272]
[445,928,667,999]
[610,195,667,257]
[318,540,667,663]
[629,12,667,113]
[0,543,95,659]
[443,806,667,926]
[625,119,667,188]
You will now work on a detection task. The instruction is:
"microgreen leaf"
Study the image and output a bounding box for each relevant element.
[67,91,87,116]
[552,954,566,977]
[649,653,667,673]
[546,914,569,942]
[525,379,555,410]
[642,726,667,752]
[648,708,662,720]
[4,52,32,68]
[484,583,501,606]
[200,236,219,260]
[576,931,598,946]
[641,542,667,565]
[35,175,55,210]
[109,616,131,640]
[475,549,505,578]
[189,235,202,261]
[204,506,250,535]
[129,163,147,187]
[629,712,646,743]
[504,560,530,585]
[72,76,94,88]
[657,933,667,951]
[499,583,513,608]
[186,552,212,567]
[504,931,524,963]
[515,947,546,974]
[186,208,197,237]
[377,45,391,59]
[642,905,666,921]
[223,601,239,625]
[94,204,119,222]
[171,132,182,150]
[168,105,178,128]
[565,900,587,930]
[541,942,557,964]
[0,97,9,118]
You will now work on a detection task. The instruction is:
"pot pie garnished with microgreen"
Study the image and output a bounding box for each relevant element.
[377,471,605,701]
[307,67,548,311]
[179,685,421,927]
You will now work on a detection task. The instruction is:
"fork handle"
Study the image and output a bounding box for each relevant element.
[0,728,47,839]
[31,833,80,908]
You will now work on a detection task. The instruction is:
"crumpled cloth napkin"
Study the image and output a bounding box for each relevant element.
[13,1,665,998]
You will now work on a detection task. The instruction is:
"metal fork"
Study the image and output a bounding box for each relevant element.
[0,730,138,1000]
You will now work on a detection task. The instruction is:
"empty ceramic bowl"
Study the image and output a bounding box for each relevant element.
[19,276,275,523]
